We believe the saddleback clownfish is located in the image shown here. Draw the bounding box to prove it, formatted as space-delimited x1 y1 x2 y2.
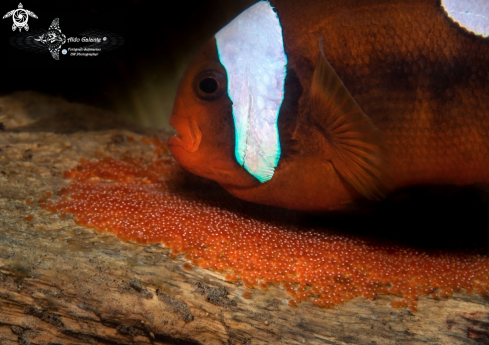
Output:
168 0 489 211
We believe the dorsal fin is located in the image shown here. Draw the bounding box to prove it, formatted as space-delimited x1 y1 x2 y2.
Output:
309 37 390 200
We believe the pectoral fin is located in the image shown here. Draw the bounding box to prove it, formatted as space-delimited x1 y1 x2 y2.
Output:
310 37 390 200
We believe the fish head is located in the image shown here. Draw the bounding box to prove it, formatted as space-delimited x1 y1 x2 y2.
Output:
168 38 259 188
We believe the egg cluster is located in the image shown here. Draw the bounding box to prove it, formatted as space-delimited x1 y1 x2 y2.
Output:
45 138 489 311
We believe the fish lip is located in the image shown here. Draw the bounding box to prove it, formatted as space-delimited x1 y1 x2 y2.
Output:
168 134 184 148
168 114 201 153
168 116 183 147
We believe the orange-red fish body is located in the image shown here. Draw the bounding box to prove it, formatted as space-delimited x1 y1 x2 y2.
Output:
169 0 489 211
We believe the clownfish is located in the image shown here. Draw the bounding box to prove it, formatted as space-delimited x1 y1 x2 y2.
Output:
168 0 489 211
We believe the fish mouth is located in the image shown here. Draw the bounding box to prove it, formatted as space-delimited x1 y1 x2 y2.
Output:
168 115 202 153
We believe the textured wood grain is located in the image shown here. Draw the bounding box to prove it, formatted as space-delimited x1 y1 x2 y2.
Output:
0 92 488 345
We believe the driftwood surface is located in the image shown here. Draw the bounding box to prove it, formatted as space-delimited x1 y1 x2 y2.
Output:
0 92 489 345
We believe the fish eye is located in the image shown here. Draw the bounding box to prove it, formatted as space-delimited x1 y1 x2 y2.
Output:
199 78 218 94
193 70 226 101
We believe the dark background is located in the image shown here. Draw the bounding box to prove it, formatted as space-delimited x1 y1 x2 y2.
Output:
0 0 256 129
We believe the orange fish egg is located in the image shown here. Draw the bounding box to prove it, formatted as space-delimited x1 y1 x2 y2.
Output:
225 274 238 282
48 138 489 312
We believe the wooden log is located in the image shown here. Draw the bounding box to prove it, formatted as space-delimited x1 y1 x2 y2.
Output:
0 92 488 345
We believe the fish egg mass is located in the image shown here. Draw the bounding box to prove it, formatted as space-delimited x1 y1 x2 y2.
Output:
45 138 489 312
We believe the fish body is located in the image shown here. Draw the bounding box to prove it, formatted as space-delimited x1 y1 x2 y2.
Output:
169 0 489 211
